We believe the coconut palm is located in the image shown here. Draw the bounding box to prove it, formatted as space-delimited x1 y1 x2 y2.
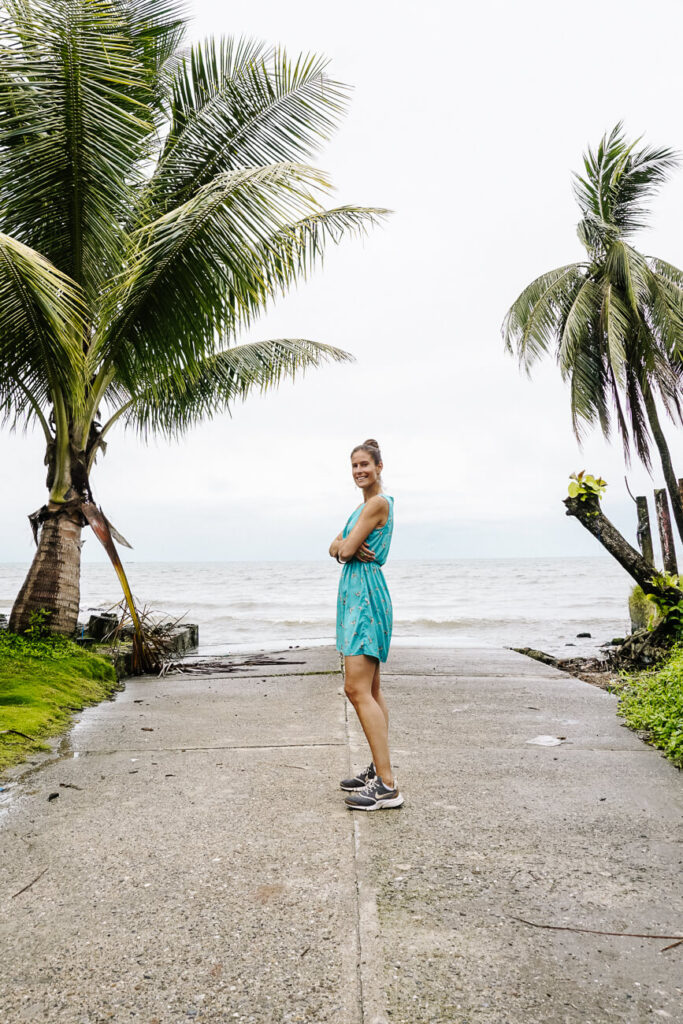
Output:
503 124 683 541
0 0 384 635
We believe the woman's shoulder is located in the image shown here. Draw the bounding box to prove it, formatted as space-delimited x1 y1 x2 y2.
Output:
364 493 392 512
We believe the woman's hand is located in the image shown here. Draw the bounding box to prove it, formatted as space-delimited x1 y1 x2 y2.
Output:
355 542 376 562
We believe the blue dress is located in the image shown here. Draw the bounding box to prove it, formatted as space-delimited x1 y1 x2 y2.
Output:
336 495 394 662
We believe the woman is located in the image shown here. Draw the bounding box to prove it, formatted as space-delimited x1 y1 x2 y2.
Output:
329 439 403 811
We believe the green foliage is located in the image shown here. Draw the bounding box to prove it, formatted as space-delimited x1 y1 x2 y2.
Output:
618 646 683 768
629 585 661 631
567 470 607 500
0 629 77 659
24 608 54 640
645 571 683 627
0 631 117 773
503 124 683 469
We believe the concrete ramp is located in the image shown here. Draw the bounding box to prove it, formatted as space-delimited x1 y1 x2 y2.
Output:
1 646 681 1023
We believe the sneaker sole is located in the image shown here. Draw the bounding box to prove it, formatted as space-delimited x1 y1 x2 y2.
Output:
345 794 405 811
340 782 366 791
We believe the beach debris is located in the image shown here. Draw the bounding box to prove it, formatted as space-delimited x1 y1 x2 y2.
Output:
511 915 683 952
141 727 154 732
11 866 48 899
0 728 35 741
526 735 566 746
59 782 82 790
47 792 59 801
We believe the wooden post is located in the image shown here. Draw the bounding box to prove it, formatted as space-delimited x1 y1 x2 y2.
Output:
636 496 654 566
655 488 678 574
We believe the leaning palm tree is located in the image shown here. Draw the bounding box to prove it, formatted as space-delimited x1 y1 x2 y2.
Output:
503 124 683 540
0 0 384 636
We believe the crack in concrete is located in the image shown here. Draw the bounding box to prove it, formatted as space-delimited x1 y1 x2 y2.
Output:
344 698 365 1024
344 696 389 1024
69 741 347 756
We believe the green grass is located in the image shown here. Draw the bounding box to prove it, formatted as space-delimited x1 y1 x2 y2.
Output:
617 645 683 769
0 632 119 774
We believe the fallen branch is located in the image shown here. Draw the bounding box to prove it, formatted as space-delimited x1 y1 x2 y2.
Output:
511 915 683 952
0 729 35 741
564 494 679 602
11 866 48 898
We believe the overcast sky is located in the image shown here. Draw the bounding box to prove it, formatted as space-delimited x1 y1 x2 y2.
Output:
4 0 683 563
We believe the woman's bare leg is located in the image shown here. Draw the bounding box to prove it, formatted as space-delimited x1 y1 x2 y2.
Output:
371 661 389 731
344 654 393 785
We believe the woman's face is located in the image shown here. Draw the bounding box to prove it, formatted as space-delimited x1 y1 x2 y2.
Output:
351 450 381 489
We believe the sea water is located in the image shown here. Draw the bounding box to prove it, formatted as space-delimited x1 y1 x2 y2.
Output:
0 557 633 657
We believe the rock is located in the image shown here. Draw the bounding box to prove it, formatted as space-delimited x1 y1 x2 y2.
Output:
87 612 119 641
576 632 592 638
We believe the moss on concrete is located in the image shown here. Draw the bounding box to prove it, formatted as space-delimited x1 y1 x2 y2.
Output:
0 632 119 774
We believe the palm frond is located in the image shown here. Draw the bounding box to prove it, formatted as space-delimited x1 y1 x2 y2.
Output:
624 364 652 469
0 231 85 414
97 162 385 385
144 38 349 218
646 271 683 357
0 0 158 300
600 282 630 383
104 338 352 438
604 240 651 314
558 278 604 415
502 264 586 369
573 123 678 236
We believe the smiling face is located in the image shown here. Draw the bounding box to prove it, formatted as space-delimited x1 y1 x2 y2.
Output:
351 449 382 490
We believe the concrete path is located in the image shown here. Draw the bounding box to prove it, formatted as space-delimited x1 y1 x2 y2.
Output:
0 646 681 1024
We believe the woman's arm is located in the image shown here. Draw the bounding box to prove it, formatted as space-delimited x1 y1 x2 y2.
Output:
337 496 388 562
329 532 343 558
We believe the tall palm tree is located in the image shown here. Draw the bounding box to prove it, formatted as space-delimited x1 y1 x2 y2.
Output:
503 124 683 540
0 0 384 635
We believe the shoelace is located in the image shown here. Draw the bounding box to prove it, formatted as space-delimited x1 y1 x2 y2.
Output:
361 775 385 797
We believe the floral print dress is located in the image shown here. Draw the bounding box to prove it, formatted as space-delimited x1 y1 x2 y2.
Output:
336 495 394 662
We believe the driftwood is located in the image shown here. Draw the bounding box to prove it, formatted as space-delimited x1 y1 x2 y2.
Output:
564 493 683 662
564 494 680 603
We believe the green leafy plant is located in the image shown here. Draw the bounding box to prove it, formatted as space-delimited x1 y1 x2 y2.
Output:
0 629 74 661
618 645 683 767
646 571 683 628
567 471 607 501
24 608 54 640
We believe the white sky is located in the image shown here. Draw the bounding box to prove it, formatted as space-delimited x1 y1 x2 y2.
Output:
4 0 683 562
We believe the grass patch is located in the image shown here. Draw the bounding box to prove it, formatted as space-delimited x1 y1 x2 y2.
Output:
0 632 119 775
617 645 683 768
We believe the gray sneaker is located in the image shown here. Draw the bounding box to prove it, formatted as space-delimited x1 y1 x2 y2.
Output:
340 762 375 792
344 775 404 811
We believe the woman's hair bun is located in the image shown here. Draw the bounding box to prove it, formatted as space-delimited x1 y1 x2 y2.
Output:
364 438 380 448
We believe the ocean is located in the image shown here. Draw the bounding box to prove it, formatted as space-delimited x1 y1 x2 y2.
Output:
0 557 634 658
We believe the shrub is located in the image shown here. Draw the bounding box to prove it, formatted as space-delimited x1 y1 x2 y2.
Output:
618 646 683 768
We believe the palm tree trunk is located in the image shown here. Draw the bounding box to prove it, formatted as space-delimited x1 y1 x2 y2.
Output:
9 505 83 635
642 388 683 546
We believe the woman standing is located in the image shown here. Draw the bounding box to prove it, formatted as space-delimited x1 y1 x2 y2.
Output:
329 440 403 810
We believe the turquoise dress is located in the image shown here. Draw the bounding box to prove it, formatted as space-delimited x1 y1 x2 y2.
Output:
336 495 394 662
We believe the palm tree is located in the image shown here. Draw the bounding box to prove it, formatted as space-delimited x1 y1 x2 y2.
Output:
0 0 384 636
503 124 683 541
